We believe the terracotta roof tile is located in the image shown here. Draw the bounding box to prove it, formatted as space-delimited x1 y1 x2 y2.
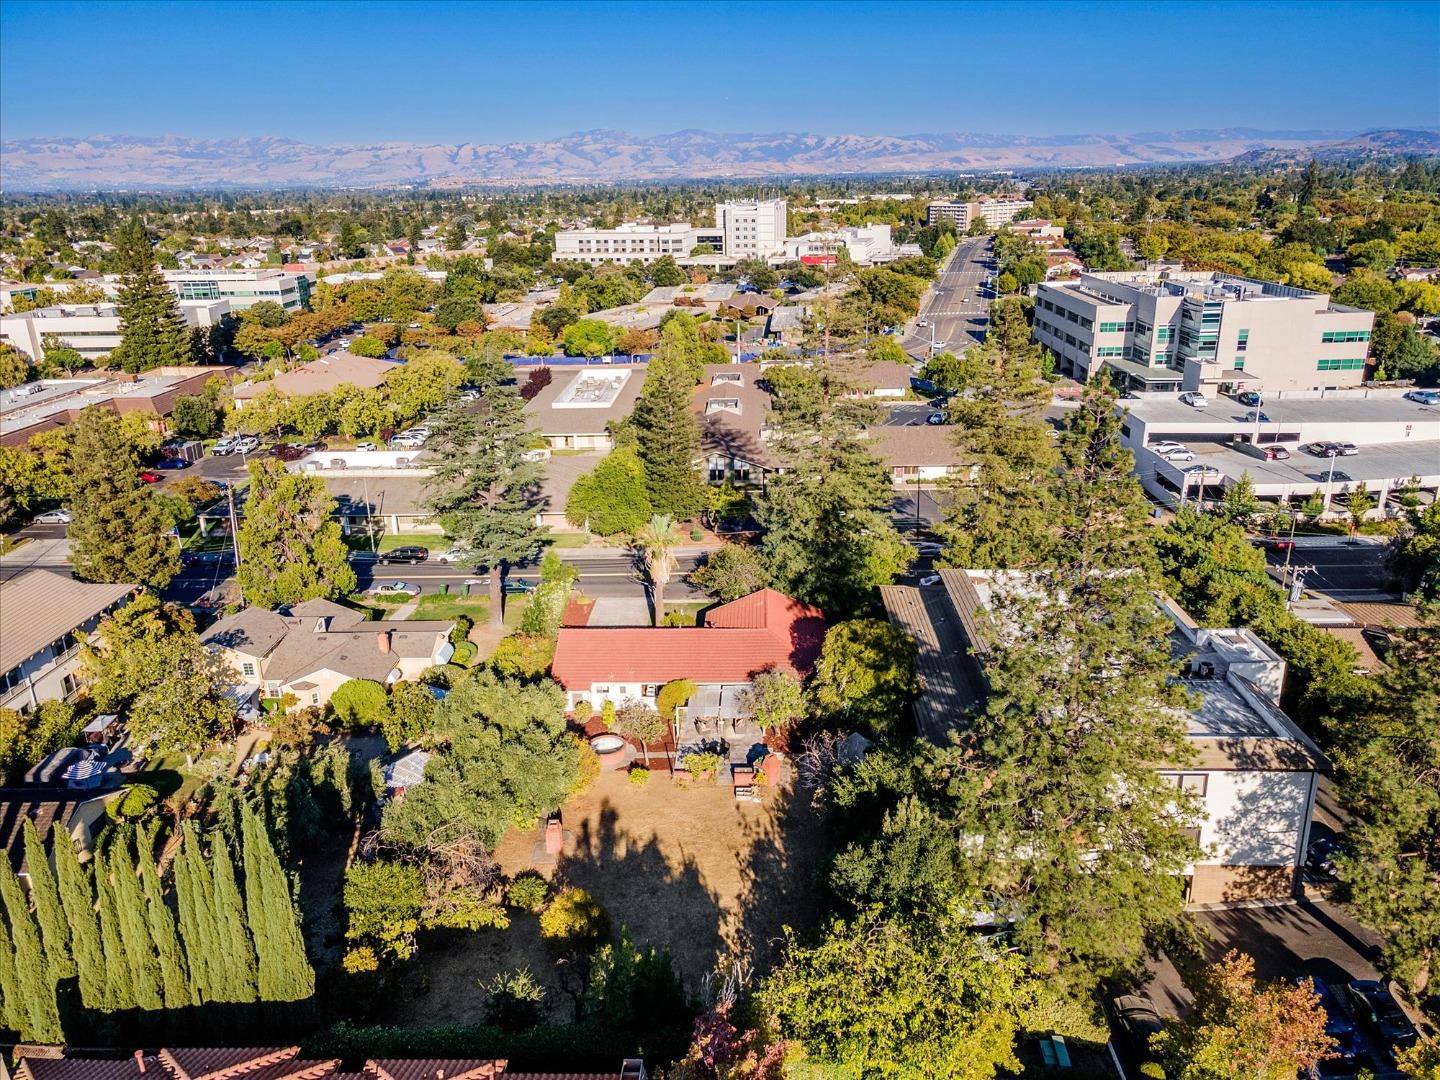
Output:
364 1063 504 1080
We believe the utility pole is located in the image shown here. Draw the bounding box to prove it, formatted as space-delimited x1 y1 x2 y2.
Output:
226 485 242 567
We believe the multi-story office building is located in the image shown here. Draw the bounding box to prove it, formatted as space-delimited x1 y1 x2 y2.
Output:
713 198 787 258
0 299 230 363
552 222 724 265
551 199 787 266
1032 271 1375 394
161 269 312 311
926 195 1034 230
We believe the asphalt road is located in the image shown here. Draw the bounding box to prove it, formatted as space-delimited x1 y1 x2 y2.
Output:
1259 536 1394 597
902 234 994 360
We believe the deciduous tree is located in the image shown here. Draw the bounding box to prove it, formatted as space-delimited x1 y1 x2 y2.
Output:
566 446 652 536
236 457 356 608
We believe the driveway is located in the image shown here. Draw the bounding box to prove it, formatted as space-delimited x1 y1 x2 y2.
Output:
1141 901 1408 1078
587 595 652 626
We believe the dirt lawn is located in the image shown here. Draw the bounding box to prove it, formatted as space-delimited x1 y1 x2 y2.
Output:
382 769 825 1025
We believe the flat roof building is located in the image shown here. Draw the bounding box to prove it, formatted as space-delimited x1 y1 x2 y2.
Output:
1034 271 1376 395
161 268 313 311
926 196 1034 230
1 299 229 363
551 199 787 266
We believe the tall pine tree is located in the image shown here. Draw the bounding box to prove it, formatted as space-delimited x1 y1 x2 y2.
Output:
632 365 706 523
53 822 105 1009
210 836 259 1003
22 819 74 982
423 383 545 628
0 851 64 1042
110 217 193 374
106 832 164 1011
93 848 136 1011
241 807 314 1003
134 831 194 1008
67 408 179 587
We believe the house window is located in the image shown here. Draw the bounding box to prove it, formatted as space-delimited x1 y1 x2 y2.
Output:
242 662 256 677
594 685 610 696
705 398 742 415
311 693 320 705
642 684 659 698
1161 772 1209 797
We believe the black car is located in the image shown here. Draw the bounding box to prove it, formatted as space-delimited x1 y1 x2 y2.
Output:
378 546 430 565
1346 980 1418 1060
182 549 234 567
1237 391 1263 407
1110 994 1163 1060
1305 835 1342 880
1297 977 1363 1064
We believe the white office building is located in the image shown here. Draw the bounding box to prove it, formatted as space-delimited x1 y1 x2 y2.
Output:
782 224 922 266
160 269 313 311
0 299 230 363
926 196 1034 230
1033 271 1376 394
552 199 787 266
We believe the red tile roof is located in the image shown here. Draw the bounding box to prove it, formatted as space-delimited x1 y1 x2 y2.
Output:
550 589 825 688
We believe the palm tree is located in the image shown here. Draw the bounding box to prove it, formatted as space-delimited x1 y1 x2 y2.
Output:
633 514 682 626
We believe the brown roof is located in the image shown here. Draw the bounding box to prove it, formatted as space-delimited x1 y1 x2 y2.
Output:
693 364 776 470
0 570 135 674
524 364 647 436
880 573 990 745
1336 600 1426 629
364 1063 505 1080
16 1056 152 1080
233 353 401 400
861 424 966 468
0 792 99 874
160 1048 302 1080
853 361 912 393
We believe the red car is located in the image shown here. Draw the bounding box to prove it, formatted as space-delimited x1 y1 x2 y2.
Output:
138 470 163 484
1262 538 1296 553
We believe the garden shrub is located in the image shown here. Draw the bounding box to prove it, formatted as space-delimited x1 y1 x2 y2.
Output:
506 872 551 912
690 528 704 541
539 887 611 951
601 700 616 728
484 968 547 1030
330 678 389 728
684 751 721 783
116 783 159 819
450 640 478 666
490 633 555 679
661 610 695 627
655 679 696 720
571 737 600 795
627 765 650 786
572 698 594 723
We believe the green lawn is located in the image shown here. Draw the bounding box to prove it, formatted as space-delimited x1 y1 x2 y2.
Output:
131 749 230 809
0 535 31 557
412 593 490 622
543 532 593 549
374 534 453 552
661 600 711 627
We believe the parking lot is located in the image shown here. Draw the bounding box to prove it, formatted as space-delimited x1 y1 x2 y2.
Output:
1133 901 1413 1079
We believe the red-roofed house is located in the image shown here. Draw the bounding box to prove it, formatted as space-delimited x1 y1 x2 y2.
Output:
550 589 825 719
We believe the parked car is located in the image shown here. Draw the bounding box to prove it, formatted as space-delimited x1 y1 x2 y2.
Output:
211 437 239 456
926 412 946 425
1179 391 1209 408
1298 977 1363 1064
1237 391 1264 407
911 541 944 557
1308 441 1342 457
233 436 260 454
365 580 421 597
1346 980 1418 1060
138 470 163 484
31 509 72 525
378 546 430 565
433 547 471 564
390 434 426 449
355 441 378 452
182 549 234 567
270 444 308 462
502 578 537 594
932 339 948 350
1305 835 1342 880
918 574 941 586
1162 449 1196 462
1244 410 1273 423
1260 537 1297 553
1150 441 1187 455
154 456 191 471
1336 442 1358 456
1110 994 1163 1060
1403 389 1440 405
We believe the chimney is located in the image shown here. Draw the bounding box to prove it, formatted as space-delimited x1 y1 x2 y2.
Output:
135 1050 146 1073
377 630 391 654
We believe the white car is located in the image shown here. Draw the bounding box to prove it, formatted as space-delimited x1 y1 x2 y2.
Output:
365 580 420 597
1150 441 1187 455
1179 392 1209 408
917 318 929 328
211 436 239 456
355 441 378 452
32 509 73 525
932 340 948 350
234 435 261 454
433 547 471 564
1162 450 1196 462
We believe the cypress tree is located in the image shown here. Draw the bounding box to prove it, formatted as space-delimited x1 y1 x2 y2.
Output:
0 910 21 1032
134 834 193 1008
110 216 193 374
22 819 74 980
107 832 164 1011
632 367 706 522
173 822 220 1002
241 807 314 1003
93 848 136 1011
53 823 106 1009
0 853 64 1042
210 835 258 1003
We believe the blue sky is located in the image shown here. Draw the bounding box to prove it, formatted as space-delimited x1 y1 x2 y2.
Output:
2 0 1437 143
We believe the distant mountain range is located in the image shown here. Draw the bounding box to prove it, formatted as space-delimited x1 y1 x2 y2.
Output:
2 127 1436 190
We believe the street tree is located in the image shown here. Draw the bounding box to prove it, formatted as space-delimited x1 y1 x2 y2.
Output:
565 446 652 536
236 457 356 608
424 383 545 627
689 542 768 602
110 217 193 373
67 408 179 587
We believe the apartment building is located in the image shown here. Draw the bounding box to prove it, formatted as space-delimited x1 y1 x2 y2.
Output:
1033 271 1376 394
551 199 786 266
880 569 1328 906
782 223 923 266
0 299 229 363
161 268 313 311
926 195 1034 230
0 570 134 714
